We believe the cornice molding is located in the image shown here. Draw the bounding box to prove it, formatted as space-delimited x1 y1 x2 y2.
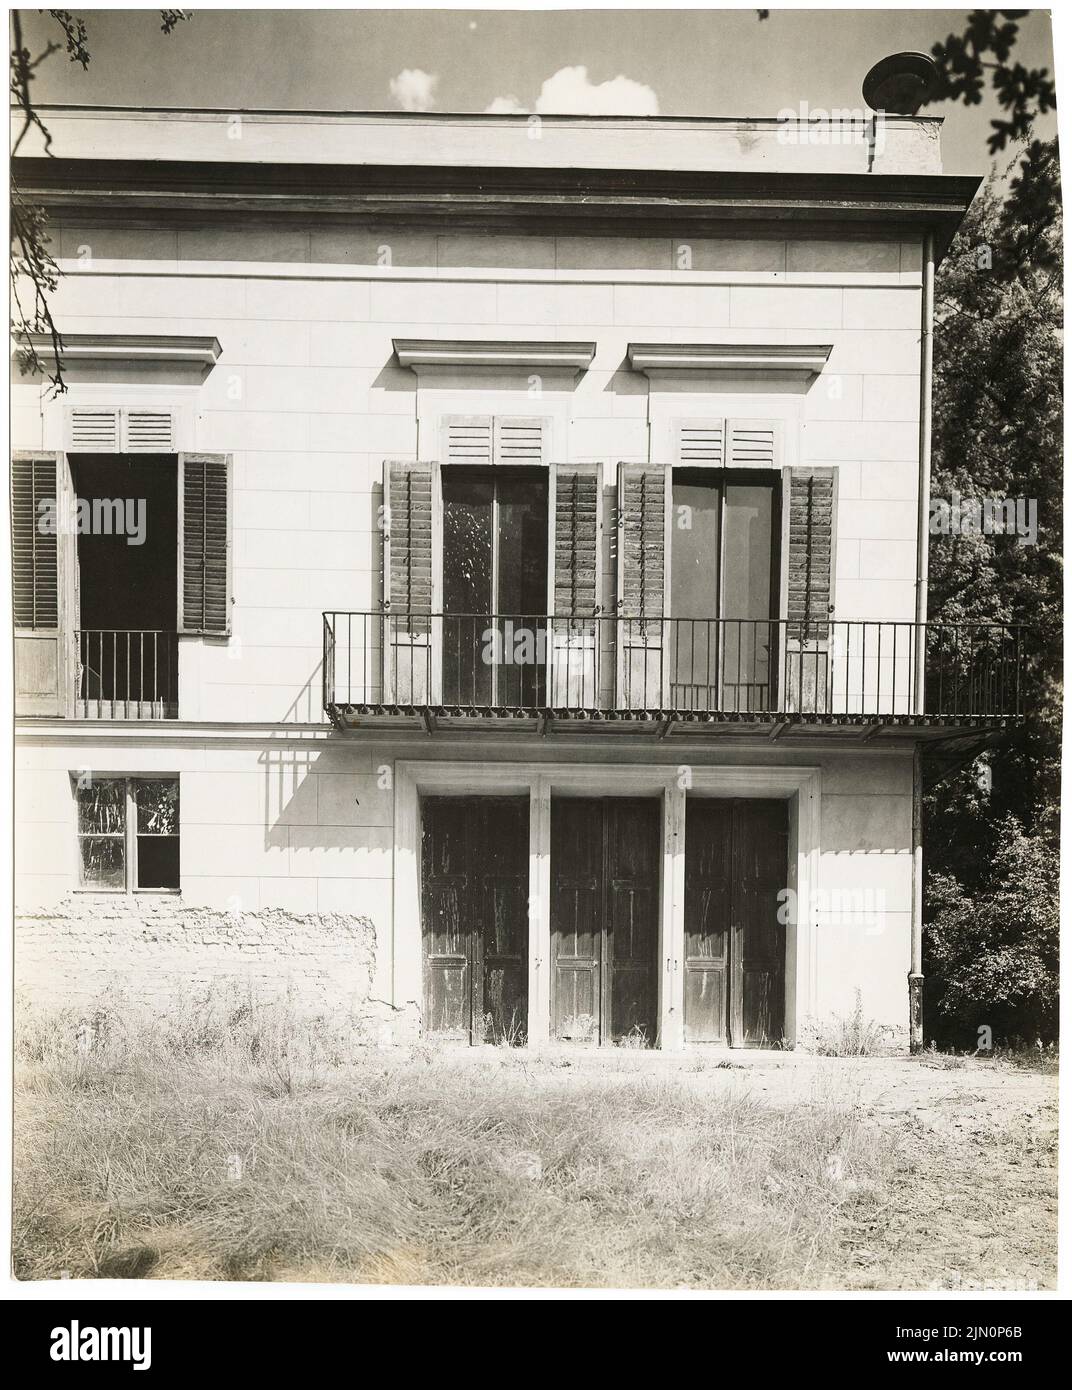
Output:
22 332 222 368
12 157 981 257
394 338 596 373
627 342 833 378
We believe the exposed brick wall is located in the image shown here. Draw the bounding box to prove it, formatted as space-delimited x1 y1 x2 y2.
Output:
15 897 416 1041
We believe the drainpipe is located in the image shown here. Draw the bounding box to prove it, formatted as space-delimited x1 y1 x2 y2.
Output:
913 228 936 711
909 228 935 1054
910 743 924 1052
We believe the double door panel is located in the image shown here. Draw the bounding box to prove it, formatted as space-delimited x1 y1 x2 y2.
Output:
421 796 529 1043
550 797 660 1046
684 798 788 1046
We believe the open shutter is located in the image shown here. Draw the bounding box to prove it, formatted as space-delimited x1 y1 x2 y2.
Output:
616 463 670 709
727 419 782 470
12 453 63 714
383 459 435 703
784 465 836 713
179 453 231 636
551 461 602 707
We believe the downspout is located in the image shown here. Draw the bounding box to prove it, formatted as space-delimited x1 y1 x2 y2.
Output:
910 228 936 1054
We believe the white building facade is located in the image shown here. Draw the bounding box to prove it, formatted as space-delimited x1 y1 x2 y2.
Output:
12 106 1015 1050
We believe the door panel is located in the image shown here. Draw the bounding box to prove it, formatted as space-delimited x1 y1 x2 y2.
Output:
605 799 660 1045
421 796 529 1043
683 799 734 1043
421 805 471 1039
550 798 601 1042
684 798 788 1047
733 800 789 1047
550 797 659 1045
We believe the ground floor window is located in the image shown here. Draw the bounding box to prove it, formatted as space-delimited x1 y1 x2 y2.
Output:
76 775 180 891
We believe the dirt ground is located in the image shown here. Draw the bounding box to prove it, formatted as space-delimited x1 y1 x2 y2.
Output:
443 1047 1059 1291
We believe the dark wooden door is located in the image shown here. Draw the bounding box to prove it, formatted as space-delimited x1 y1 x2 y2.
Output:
421 796 528 1043
683 799 734 1043
550 797 660 1046
684 799 788 1047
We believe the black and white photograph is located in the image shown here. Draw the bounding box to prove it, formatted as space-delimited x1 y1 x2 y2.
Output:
4 1 1065 1323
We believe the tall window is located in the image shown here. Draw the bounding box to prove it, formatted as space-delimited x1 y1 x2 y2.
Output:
670 472 779 711
77 776 180 890
442 469 548 705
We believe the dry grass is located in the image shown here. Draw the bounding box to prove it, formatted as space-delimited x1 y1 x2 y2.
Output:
13 999 1057 1290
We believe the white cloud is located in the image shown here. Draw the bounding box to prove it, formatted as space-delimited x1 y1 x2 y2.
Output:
485 65 659 118
484 94 529 115
389 68 438 113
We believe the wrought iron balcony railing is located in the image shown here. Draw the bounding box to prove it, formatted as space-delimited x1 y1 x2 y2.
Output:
323 612 1023 723
76 629 179 719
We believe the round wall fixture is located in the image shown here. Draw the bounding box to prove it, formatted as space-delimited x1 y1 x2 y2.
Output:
862 52 939 115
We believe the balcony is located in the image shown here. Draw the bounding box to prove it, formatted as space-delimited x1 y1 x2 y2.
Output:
322 612 1023 744
76 630 179 720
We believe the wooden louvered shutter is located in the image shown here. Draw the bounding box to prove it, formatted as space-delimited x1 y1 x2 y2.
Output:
12 455 59 629
784 465 837 713
124 409 174 453
68 407 120 452
383 459 435 703
616 463 670 709
727 419 781 470
442 417 493 466
673 419 725 467
12 453 64 715
67 406 175 453
551 461 602 707
179 453 231 635
494 417 549 465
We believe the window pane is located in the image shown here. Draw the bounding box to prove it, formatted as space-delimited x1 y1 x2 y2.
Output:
77 778 125 835
135 778 179 835
671 477 721 709
496 474 548 616
722 484 775 710
443 475 493 614
80 835 125 888
136 835 179 889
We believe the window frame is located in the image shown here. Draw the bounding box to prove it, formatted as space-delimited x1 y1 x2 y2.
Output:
74 774 180 895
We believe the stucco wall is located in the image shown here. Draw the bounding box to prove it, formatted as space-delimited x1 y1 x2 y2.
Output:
11 225 922 726
15 738 914 1046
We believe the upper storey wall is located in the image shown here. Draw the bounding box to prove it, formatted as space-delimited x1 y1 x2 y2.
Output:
13 106 944 177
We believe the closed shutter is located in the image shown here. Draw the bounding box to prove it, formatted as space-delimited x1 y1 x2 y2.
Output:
673 419 725 467
784 465 836 713
124 409 174 452
179 453 231 635
11 455 59 629
67 407 175 453
616 463 669 708
727 419 781 470
68 407 120 452
494 417 549 465
383 459 435 702
551 461 602 708
441 415 549 466
442 416 493 466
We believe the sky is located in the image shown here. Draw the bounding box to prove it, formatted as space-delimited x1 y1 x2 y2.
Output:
17 6 1058 179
